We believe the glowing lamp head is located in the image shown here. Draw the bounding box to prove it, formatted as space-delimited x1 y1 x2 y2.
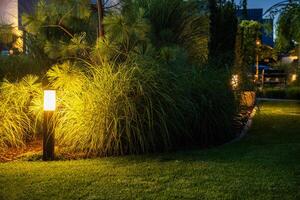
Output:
44 90 56 111
256 40 261 46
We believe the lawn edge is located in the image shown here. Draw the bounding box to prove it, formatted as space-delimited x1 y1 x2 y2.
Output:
225 106 258 145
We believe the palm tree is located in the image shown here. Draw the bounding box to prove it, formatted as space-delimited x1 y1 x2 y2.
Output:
96 0 121 38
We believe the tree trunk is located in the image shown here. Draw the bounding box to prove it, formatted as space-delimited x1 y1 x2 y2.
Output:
208 0 218 64
97 0 105 38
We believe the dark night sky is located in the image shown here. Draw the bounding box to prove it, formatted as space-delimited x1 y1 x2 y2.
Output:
247 0 284 12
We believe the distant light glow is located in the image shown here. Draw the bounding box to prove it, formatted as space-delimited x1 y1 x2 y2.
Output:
231 74 239 89
291 74 297 82
44 90 56 111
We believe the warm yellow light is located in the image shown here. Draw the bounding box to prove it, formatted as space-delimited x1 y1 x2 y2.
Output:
231 74 239 89
44 90 56 111
291 74 297 82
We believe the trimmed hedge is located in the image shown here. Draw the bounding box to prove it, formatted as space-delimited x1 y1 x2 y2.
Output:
258 87 300 100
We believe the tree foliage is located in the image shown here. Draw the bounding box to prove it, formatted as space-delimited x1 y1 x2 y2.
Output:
240 0 248 19
234 20 261 90
239 20 261 66
22 0 97 60
208 0 238 68
276 3 300 53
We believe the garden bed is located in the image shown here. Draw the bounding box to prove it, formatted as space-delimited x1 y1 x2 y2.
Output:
0 103 256 163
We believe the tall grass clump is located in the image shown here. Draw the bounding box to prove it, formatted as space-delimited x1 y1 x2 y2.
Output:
0 76 42 150
48 61 186 155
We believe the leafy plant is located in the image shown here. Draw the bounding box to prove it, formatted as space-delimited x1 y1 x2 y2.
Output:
0 55 48 81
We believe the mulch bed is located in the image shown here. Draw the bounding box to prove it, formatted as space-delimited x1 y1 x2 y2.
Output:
0 140 91 162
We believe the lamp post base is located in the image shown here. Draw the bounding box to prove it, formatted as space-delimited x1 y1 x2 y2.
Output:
43 111 55 161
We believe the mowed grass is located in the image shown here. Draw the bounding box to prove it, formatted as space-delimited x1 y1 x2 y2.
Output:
0 102 300 200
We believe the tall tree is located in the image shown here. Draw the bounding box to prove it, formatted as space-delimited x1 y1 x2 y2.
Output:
96 0 105 38
241 0 248 19
208 0 218 63
208 0 238 67
96 0 121 39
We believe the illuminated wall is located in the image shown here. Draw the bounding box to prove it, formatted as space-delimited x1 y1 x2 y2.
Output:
0 0 18 27
0 0 23 51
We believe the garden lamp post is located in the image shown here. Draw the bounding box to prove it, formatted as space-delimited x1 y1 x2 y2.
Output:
43 90 56 161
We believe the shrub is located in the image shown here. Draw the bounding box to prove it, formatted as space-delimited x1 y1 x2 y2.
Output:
258 87 300 100
286 87 300 99
43 60 237 156
0 55 48 81
185 69 237 146
46 61 183 155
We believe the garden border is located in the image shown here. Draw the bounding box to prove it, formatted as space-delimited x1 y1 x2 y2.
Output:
225 106 258 145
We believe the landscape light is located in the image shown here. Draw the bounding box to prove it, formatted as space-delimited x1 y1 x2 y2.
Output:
231 74 239 89
44 90 56 111
43 90 56 161
291 74 297 82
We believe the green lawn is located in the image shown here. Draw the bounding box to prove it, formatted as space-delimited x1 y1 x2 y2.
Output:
1 102 300 200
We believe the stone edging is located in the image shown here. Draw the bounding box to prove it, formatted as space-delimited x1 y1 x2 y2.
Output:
225 106 258 145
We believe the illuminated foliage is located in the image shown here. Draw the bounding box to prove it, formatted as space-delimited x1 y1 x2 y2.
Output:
0 76 42 150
